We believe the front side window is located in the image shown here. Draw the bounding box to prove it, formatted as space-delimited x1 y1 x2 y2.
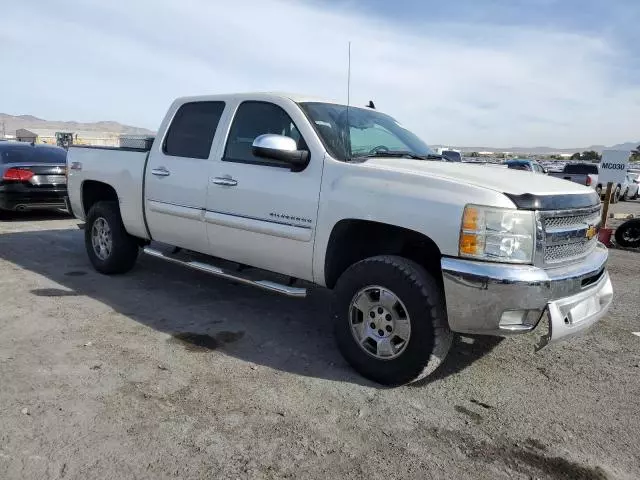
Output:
299 102 436 162
224 101 307 165
163 101 225 159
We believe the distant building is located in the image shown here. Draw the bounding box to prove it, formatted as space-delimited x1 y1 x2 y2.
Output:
12 128 121 147
16 128 38 143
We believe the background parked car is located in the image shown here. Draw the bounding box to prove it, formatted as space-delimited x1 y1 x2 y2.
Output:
548 162 599 191
621 172 639 201
0 142 68 212
504 159 547 173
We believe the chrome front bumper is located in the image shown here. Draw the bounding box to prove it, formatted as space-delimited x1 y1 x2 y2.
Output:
441 243 612 344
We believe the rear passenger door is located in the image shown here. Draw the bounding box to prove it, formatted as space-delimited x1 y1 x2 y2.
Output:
206 99 323 281
144 101 226 254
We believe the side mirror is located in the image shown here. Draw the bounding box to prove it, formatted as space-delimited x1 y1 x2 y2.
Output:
252 134 309 170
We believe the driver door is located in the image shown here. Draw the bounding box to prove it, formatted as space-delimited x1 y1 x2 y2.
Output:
206 99 324 281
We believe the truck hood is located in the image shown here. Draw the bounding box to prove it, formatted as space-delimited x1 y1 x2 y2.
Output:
363 158 593 196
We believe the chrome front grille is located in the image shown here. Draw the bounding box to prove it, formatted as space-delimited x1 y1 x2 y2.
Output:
544 241 596 263
544 212 599 231
539 205 601 265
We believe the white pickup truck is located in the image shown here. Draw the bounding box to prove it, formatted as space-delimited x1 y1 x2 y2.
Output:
66 93 612 385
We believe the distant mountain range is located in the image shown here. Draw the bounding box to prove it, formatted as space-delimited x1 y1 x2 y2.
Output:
0 112 636 153
0 113 155 136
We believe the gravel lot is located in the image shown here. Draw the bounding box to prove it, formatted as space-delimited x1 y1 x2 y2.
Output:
1 200 639 480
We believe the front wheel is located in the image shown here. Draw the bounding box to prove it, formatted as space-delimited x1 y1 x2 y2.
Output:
85 201 139 274
333 256 452 385
614 219 640 248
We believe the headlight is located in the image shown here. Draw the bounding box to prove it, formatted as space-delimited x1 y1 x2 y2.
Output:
459 205 535 263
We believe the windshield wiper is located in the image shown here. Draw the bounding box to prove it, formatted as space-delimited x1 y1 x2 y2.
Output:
352 151 443 160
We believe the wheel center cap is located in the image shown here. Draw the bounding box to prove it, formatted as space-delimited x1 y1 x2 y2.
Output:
369 307 393 337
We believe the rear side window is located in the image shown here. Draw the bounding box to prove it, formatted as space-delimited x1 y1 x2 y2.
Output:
163 101 225 159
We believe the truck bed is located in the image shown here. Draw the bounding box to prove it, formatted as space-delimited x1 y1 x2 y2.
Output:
66 145 151 240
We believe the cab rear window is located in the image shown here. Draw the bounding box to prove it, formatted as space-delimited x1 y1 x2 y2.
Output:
163 101 226 159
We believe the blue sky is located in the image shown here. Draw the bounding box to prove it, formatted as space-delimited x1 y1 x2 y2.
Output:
2 0 638 147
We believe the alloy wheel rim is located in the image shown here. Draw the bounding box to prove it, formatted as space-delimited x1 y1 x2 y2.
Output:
622 227 640 242
91 217 112 260
349 286 411 360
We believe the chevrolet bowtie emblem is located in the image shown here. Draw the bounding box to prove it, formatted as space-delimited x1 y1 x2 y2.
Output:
585 225 597 240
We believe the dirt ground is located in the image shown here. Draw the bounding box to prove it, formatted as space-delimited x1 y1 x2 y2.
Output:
1 200 639 480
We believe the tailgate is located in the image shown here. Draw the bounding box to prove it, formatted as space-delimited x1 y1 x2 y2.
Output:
551 173 587 184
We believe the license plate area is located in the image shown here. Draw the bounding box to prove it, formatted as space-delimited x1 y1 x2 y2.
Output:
536 272 613 349
30 175 67 186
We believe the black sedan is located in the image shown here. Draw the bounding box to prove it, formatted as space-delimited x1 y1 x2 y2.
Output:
0 142 68 212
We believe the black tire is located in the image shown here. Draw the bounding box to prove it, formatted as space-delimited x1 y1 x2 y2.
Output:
85 201 139 274
333 255 452 386
621 188 629 202
611 186 621 204
614 219 640 248
595 185 602 197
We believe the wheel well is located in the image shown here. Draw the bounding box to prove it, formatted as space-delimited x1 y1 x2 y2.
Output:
324 219 443 289
82 181 119 216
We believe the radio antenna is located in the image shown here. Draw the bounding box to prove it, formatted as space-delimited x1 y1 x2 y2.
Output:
346 41 352 160
347 41 351 108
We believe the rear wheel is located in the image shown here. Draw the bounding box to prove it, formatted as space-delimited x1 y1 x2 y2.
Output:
611 185 621 204
621 188 630 202
333 255 452 386
614 219 640 248
85 201 139 274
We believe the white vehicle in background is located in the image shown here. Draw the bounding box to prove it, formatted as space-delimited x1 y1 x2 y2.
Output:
65 92 612 386
621 172 639 201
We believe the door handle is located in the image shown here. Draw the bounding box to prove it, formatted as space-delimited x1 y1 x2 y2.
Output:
151 167 171 177
212 176 238 187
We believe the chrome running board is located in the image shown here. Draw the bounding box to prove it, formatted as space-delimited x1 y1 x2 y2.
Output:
142 247 307 298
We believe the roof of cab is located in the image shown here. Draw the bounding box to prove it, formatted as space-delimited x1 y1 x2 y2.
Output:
172 92 345 106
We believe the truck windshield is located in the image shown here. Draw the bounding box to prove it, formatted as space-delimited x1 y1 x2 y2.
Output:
299 102 437 162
